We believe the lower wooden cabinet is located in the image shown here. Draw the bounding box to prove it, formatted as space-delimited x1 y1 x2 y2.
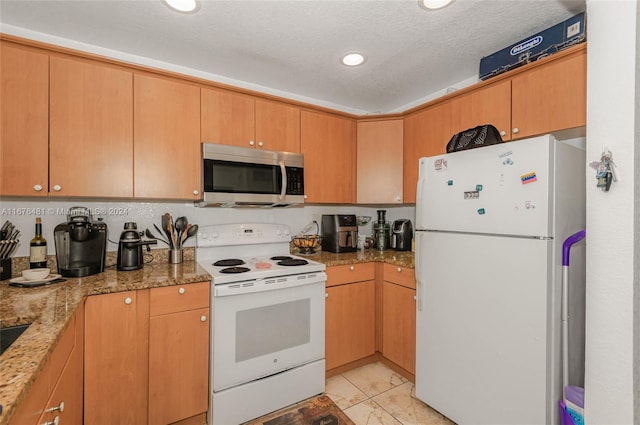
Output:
10 305 83 425
84 283 210 425
148 284 210 425
381 264 416 375
84 290 149 425
325 263 376 371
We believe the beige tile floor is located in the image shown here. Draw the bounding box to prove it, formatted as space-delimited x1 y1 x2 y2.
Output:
325 362 456 425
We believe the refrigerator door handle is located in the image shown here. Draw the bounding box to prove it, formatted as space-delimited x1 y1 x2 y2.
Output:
416 278 424 311
415 231 424 311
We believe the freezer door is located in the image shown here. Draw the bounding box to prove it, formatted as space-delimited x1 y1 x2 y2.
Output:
415 231 558 425
416 135 554 237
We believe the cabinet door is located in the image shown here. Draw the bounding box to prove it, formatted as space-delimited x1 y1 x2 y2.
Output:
0 43 49 197
38 341 83 425
255 99 300 152
301 110 356 203
149 307 209 425
511 49 586 139
450 79 512 141
325 280 375 371
357 120 404 204
85 291 149 425
403 102 451 203
49 56 133 197
134 74 201 199
201 87 255 148
382 281 416 375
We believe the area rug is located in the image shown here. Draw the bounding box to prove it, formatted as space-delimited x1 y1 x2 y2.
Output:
243 394 355 425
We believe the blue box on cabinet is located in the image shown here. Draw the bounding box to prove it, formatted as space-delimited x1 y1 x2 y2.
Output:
479 12 586 80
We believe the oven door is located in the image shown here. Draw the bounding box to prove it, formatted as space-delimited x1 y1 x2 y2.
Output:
211 274 325 392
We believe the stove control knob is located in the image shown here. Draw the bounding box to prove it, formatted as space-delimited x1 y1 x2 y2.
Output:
276 228 282 236
283 228 290 236
200 233 208 240
211 231 219 239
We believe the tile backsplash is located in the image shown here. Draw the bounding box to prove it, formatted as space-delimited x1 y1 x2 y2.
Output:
0 199 415 258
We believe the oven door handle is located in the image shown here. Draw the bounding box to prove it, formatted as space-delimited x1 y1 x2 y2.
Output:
279 161 287 200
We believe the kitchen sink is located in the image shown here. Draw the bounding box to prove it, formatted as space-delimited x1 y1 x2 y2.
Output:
1 323 31 355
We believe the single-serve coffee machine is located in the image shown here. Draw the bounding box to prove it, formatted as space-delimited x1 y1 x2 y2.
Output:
54 206 107 277
321 215 358 253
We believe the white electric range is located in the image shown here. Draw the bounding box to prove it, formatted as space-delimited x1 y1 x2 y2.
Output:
197 223 326 425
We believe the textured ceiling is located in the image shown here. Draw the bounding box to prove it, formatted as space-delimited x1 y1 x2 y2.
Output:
0 0 586 114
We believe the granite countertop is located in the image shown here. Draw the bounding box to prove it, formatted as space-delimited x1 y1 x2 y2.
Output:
0 259 210 425
0 248 413 425
310 249 415 268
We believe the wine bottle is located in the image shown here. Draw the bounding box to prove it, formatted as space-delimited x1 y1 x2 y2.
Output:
29 217 47 269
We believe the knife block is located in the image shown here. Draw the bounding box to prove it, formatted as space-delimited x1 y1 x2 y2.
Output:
0 258 11 281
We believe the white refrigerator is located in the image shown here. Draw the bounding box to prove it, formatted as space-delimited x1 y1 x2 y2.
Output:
414 134 586 425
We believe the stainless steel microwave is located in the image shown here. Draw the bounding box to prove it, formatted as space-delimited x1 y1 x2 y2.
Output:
196 143 305 208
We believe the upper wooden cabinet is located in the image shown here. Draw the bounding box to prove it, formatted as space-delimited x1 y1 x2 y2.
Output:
450 79 512 140
357 119 403 204
201 87 300 152
403 102 452 204
134 74 201 199
49 56 133 197
511 47 586 139
0 43 49 197
300 110 356 203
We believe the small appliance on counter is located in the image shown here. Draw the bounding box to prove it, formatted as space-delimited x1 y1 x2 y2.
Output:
321 215 358 253
373 210 391 250
54 206 107 277
391 219 413 251
117 222 157 271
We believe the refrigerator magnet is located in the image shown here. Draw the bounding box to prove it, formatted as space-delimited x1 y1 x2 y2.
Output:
477 208 486 215
520 171 538 184
434 158 448 171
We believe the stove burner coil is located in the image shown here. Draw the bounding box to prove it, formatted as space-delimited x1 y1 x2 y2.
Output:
214 259 245 267
277 258 309 266
270 256 293 261
219 266 251 274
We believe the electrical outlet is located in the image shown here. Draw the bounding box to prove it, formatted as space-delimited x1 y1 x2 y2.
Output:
310 214 321 224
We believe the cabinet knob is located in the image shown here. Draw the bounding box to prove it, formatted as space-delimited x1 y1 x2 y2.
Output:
414 295 417 301
257 141 264 147
499 130 506 137
325 293 329 298
42 417 59 425
249 140 255 146
124 297 133 305
200 315 207 322
52 184 62 192
395 196 402 202
349 266 355 271
397 267 402 273
33 184 43 192
46 401 64 413
178 287 186 295
193 189 199 196
512 127 520 134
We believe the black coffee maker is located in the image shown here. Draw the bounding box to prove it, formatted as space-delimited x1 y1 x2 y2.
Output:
54 206 108 277
117 222 157 271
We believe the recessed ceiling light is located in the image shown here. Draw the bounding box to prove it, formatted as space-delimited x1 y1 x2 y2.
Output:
162 0 200 13
420 0 454 10
341 53 367 67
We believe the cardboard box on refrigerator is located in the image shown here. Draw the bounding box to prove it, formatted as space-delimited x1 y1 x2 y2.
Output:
479 13 586 81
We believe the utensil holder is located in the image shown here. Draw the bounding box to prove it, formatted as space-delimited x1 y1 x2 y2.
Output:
1 258 11 281
168 249 183 264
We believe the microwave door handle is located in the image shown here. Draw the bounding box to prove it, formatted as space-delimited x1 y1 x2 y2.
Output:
279 161 287 200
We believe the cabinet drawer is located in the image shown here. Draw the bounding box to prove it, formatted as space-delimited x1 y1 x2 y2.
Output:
326 263 375 287
383 263 415 289
150 282 210 316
